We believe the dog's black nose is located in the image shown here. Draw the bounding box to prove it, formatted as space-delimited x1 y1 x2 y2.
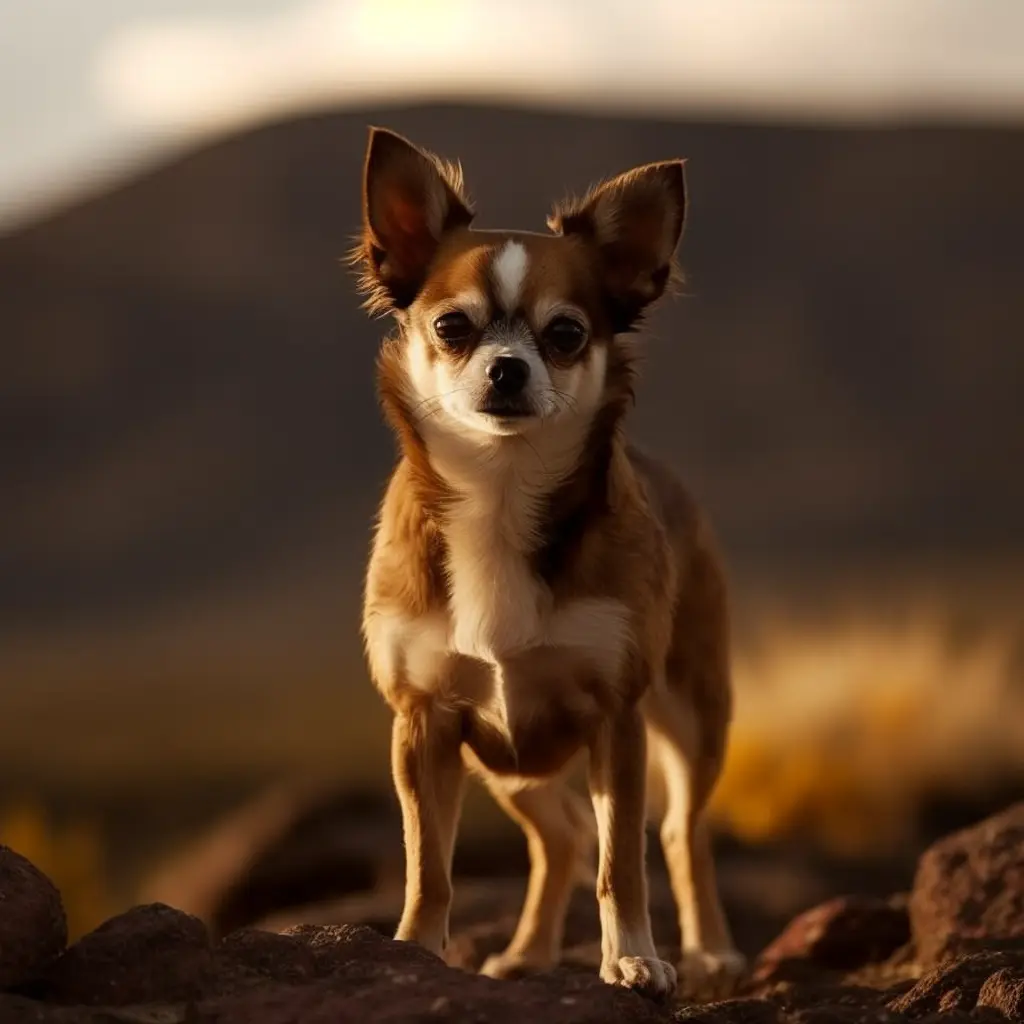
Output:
487 356 530 396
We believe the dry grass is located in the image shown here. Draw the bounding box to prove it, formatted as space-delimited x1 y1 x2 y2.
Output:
3 568 1023 935
711 607 1024 854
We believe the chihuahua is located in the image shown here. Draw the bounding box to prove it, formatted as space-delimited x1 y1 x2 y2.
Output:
354 127 745 1000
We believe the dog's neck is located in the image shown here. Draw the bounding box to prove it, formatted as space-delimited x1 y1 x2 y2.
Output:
377 334 634 596
430 427 587 539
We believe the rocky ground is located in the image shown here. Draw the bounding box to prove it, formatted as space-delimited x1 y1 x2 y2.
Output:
2 803 1023 1023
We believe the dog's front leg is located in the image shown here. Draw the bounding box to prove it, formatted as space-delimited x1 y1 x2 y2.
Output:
391 707 465 957
589 707 677 998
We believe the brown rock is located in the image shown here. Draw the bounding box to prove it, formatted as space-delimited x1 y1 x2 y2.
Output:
0 992 189 1022
754 897 911 985
783 1009 903 1024
197 923 674 1024
13 924 328 1019
44 903 210 1006
977 964 1024 1020
887 949 1024 1018
767 983 898 1015
674 995 907 1024
199 928 318 997
0 846 67 990
909 802 1024 965
282 923 442 976
674 998 783 1024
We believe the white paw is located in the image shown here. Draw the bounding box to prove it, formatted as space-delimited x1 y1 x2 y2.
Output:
601 955 677 998
678 949 747 1002
479 950 555 980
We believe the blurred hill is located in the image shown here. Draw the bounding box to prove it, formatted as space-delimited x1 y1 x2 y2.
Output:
1 103 1022 798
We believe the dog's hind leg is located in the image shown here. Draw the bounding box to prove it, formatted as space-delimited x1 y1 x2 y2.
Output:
646 695 745 1000
476 773 595 979
641 529 747 1000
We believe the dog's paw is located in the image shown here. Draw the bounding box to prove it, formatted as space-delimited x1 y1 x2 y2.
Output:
677 949 747 1002
601 955 677 999
393 921 447 959
479 950 555 980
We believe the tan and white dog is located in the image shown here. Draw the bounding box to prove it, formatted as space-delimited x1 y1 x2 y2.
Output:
354 127 745 1000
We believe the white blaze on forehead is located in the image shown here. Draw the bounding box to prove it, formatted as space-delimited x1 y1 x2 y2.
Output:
492 240 529 313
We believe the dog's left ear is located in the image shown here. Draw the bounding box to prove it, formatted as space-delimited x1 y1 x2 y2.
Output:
353 127 474 314
548 160 686 331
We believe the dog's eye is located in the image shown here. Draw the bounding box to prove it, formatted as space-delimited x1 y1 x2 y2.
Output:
433 311 476 346
543 316 587 356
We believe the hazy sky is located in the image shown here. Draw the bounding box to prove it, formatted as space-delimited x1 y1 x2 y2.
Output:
2 0 1023 230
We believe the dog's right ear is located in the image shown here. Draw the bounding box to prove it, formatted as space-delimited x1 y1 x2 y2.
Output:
352 127 474 314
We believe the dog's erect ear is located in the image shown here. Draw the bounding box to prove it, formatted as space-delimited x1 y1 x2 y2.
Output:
353 127 474 314
548 160 686 332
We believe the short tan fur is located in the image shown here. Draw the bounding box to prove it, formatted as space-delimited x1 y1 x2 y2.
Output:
353 127 746 1000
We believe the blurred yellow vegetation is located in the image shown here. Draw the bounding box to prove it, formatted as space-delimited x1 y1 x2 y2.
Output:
709 613 1024 855
0 800 112 939
3 606 1021 939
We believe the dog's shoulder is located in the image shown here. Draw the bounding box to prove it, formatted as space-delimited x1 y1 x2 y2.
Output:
366 458 448 617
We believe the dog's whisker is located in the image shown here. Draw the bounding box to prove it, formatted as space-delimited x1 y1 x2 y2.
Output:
411 386 476 423
551 388 580 413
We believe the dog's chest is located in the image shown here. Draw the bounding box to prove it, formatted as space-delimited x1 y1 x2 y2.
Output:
440 494 630 670
368 457 632 766
374 568 632 760
380 595 632 697
431 456 545 654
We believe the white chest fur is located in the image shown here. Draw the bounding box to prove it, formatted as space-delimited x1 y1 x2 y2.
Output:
444 488 546 663
366 489 633 742
369 595 632 706
429 418 590 664
369 393 633 732
441 497 633 680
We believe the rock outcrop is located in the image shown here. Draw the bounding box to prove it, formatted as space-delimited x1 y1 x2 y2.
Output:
0 845 67 990
2 804 1023 1023
909 802 1024 965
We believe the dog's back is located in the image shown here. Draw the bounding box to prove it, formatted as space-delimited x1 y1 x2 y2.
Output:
629 444 734 788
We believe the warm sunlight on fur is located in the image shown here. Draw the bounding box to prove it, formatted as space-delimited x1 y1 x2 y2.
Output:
355 127 742 998
709 612 1024 855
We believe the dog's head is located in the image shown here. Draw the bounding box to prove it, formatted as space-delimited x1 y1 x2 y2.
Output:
353 127 686 449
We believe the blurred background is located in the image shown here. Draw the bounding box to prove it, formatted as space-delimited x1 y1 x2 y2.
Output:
1 0 1023 952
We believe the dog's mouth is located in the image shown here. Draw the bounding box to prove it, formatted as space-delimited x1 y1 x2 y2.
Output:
477 397 536 420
